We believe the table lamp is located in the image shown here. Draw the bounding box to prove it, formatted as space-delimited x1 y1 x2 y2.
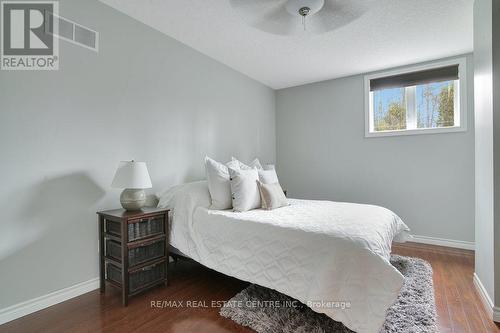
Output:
111 160 152 210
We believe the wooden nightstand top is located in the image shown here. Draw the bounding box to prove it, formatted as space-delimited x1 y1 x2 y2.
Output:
97 207 169 220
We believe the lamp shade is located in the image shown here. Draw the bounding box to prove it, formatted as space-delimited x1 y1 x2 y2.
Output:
111 161 152 189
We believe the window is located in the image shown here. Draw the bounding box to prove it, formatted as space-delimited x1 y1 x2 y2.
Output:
364 58 467 137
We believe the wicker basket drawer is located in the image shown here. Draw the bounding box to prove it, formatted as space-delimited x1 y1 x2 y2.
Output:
105 215 164 241
105 219 122 236
128 216 164 241
106 261 166 293
106 239 166 267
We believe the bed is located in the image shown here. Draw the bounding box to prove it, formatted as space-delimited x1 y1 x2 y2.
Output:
158 181 410 333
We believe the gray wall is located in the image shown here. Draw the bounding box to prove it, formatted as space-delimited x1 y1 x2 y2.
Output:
473 0 495 304
0 0 275 309
493 0 500 307
276 55 475 243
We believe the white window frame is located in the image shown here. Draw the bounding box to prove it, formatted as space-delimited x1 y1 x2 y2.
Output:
364 57 467 138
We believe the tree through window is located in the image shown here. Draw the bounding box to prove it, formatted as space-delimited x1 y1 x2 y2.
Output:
365 59 466 137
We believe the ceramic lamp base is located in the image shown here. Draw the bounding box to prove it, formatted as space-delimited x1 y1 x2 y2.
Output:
120 188 146 211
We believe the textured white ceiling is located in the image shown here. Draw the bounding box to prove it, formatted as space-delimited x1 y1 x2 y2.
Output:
99 0 473 89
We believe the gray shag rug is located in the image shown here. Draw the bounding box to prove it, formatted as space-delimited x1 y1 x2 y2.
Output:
220 255 436 333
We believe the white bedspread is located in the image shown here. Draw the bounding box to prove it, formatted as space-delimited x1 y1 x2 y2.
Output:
160 181 410 333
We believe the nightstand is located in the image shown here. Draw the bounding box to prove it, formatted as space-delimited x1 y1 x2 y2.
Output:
97 207 169 306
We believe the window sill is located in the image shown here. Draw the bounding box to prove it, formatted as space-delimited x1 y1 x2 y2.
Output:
365 126 467 138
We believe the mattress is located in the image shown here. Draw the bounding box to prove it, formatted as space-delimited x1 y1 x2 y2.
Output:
159 181 410 333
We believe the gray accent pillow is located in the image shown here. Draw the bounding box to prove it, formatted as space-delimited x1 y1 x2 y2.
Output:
257 181 288 210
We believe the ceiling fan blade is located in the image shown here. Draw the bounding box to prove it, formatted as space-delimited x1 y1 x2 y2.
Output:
314 0 373 33
231 0 282 7
231 0 299 35
253 6 300 35
230 0 286 22
323 0 374 14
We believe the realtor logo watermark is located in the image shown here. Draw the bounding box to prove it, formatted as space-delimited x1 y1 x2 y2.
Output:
1 1 59 70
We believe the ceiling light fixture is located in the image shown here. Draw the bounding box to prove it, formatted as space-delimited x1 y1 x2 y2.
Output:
230 0 371 36
298 7 310 30
285 0 324 31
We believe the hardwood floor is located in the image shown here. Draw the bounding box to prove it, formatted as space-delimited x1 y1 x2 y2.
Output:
393 243 499 333
1 242 499 333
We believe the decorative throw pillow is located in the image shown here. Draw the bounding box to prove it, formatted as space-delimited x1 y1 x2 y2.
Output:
231 157 263 170
231 157 275 171
258 168 279 184
257 181 288 210
205 156 239 209
248 158 264 170
228 167 261 212
231 157 279 184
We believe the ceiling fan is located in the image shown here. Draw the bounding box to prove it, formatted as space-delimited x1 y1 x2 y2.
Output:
230 0 372 35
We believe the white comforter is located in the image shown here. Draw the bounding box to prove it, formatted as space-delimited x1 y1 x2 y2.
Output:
159 181 410 333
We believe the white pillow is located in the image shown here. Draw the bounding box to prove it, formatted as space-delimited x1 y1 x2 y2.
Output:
258 168 279 184
205 156 239 209
228 167 261 212
231 157 278 183
231 157 271 170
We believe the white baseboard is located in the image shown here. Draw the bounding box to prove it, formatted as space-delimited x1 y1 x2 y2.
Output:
473 273 500 322
472 274 500 323
409 234 475 250
473 272 497 321
0 277 99 325
495 307 500 323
